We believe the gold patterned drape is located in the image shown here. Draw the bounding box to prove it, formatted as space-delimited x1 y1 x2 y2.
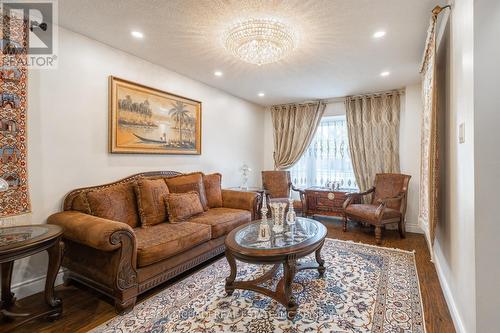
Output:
271 102 326 170
419 6 448 248
345 92 401 200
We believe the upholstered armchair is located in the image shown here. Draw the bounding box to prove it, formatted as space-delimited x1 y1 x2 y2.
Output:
261 171 305 215
343 173 411 244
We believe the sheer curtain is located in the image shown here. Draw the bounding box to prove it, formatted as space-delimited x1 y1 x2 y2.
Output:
289 116 357 190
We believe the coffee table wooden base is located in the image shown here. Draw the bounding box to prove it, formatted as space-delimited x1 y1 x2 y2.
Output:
224 242 325 320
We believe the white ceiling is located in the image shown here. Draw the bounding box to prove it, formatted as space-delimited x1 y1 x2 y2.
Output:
58 0 437 106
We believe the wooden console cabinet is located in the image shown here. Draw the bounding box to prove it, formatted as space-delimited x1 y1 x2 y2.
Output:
305 188 357 217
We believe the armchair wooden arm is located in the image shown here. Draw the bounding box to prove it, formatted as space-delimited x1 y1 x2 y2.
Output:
375 192 406 220
376 192 406 205
290 183 305 195
343 187 375 209
290 183 306 212
346 187 375 198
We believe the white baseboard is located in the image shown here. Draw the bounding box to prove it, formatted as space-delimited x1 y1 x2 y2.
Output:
433 249 466 333
11 269 65 300
406 223 423 234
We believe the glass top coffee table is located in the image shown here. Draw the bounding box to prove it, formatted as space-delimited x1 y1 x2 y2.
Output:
224 217 327 319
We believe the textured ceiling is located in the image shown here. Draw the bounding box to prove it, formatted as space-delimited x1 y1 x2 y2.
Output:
58 0 436 105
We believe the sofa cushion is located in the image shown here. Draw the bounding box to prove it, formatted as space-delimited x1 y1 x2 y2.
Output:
203 173 223 208
165 191 204 223
86 183 139 228
134 222 211 267
187 207 251 239
165 172 208 210
134 178 170 227
345 204 401 221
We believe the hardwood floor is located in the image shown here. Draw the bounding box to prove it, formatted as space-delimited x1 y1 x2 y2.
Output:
2 218 455 333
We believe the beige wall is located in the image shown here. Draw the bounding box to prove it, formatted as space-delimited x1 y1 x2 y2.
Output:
474 0 500 331
433 1 476 332
5 28 265 298
400 83 423 233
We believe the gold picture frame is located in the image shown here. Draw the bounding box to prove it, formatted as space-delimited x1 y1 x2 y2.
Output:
109 76 202 155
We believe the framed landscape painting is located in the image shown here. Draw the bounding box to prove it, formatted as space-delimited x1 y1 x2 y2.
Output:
109 76 202 154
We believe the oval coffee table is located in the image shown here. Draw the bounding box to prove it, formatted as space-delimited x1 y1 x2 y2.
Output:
224 217 327 319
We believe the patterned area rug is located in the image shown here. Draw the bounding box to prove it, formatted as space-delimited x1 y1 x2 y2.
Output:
93 239 425 333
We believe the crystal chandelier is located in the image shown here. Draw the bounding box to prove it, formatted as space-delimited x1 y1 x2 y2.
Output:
223 18 297 65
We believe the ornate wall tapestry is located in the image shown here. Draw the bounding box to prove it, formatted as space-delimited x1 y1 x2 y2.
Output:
109 76 202 155
419 5 449 249
0 14 30 217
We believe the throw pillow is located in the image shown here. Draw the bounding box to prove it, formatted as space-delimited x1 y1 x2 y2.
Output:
134 178 170 227
71 192 91 214
165 191 204 223
165 172 209 210
86 183 139 228
203 173 223 208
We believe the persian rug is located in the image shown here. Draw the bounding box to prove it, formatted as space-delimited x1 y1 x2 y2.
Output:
0 13 31 217
93 239 425 333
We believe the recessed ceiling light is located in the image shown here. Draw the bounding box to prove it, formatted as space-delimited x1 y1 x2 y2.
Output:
131 31 144 39
214 70 223 77
380 71 390 77
258 92 265 97
373 31 386 38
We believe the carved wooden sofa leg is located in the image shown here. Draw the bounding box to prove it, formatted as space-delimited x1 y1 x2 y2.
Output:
114 296 137 315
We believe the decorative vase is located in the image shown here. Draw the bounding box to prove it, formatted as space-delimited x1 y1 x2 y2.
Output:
270 203 284 233
286 198 296 225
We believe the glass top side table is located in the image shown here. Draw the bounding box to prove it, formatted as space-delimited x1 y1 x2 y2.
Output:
0 224 64 328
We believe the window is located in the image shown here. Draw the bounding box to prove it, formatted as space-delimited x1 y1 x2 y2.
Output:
289 115 357 190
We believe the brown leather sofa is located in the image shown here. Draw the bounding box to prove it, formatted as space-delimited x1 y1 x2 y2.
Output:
48 171 258 314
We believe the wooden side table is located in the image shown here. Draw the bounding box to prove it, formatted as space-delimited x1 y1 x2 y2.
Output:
0 224 64 327
304 187 358 217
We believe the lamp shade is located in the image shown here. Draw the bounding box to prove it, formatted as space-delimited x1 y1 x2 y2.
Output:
0 177 9 192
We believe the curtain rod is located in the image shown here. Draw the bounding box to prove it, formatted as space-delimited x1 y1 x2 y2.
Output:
272 88 405 107
432 4 451 15
343 88 405 101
